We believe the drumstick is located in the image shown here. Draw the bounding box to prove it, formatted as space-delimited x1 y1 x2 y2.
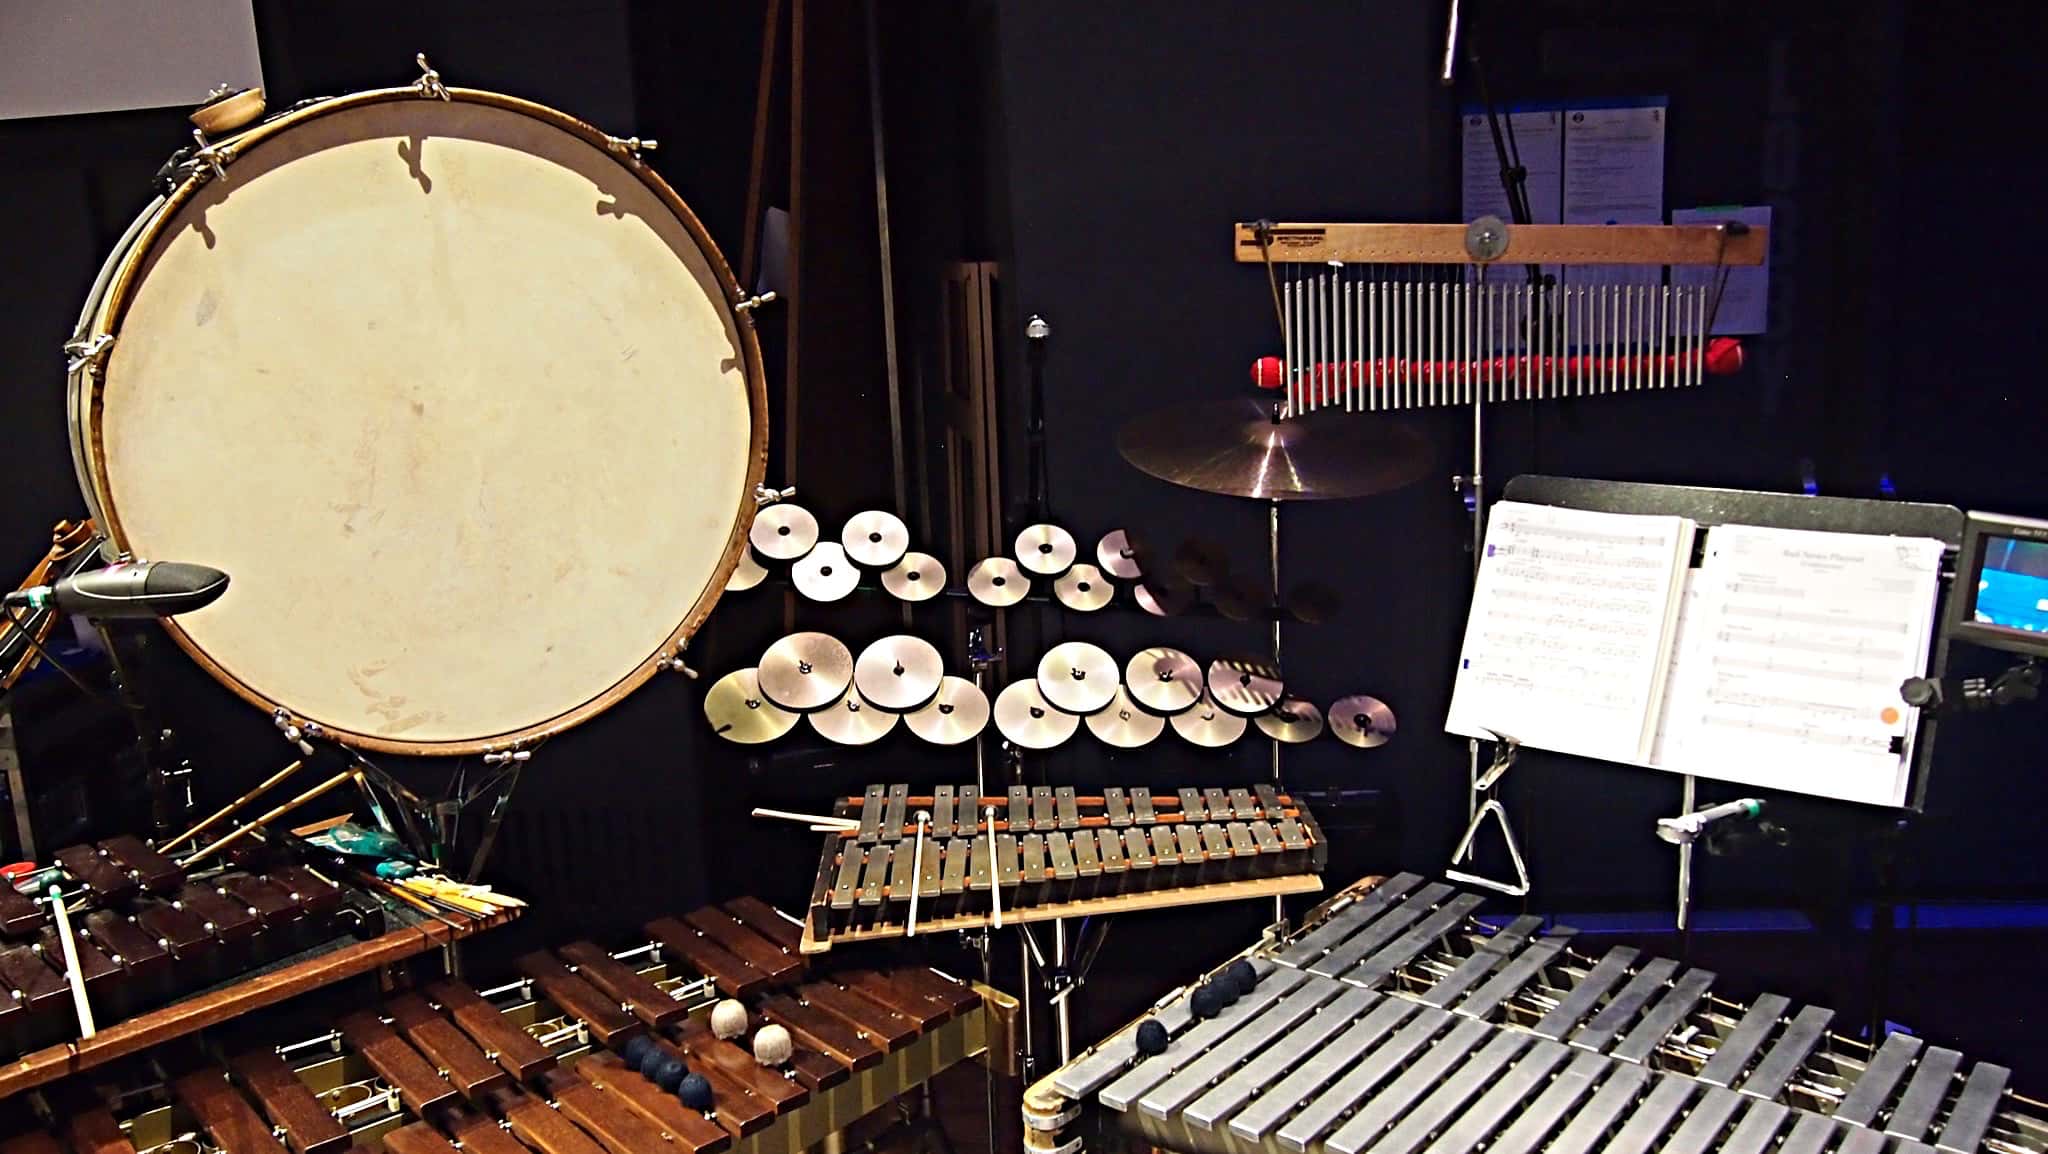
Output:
751 806 860 832
46 883 95 1039
178 770 354 867
159 760 305 853
906 810 929 938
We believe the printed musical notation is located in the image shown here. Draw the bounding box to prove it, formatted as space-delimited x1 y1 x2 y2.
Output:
1654 524 1945 807
1447 501 1694 763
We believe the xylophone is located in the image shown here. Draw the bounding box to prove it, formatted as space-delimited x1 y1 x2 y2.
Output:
1026 873 2044 1154
0 895 1009 1154
0 834 514 1090
804 784 1328 952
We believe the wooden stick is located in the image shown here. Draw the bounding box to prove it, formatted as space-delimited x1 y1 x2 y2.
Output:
752 806 859 831
159 760 305 853
47 884 95 1038
178 770 353 867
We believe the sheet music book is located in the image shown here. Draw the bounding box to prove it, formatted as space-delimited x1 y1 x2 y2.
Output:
1449 503 1946 807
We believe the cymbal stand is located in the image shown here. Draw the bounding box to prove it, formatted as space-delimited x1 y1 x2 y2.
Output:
964 627 1013 1130
1269 497 1286 929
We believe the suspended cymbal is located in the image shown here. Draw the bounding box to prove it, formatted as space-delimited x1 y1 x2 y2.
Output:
807 691 898 745
1037 641 1120 715
1256 697 1325 744
1053 564 1113 612
1124 647 1203 715
1284 580 1342 625
1330 695 1397 748
1096 528 1150 580
967 557 1029 607
1210 576 1269 623
1014 523 1077 576
1171 692 1248 747
791 542 859 602
842 510 910 568
1086 687 1165 748
757 632 854 712
1207 657 1284 717
1174 538 1231 587
1134 578 1196 617
726 550 769 592
854 635 945 712
750 503 820 560
904 676 990 745
703 668 798 744
993 679 1079 749
1118 398 1433 501
881 552 946 602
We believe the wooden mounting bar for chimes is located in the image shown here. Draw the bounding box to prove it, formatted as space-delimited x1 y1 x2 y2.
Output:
1232 222 1768 266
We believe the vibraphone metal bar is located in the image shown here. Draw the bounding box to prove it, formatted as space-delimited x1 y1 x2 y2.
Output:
1026 873 2044 1154
0 897 1012 1154
804 785 1328 952
1 838 518 1091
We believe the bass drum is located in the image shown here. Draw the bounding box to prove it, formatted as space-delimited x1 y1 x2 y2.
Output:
66 86 768 755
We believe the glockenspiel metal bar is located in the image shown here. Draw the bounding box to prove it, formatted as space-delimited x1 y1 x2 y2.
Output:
1742 1004 1836 1100
1348 893 1486 987
1454 935 1568 1021
1940 1062 2014 1154
1352 1028 1534 1154
1612 966 1717 1064
1723 1100 1794 1154
1484 1049 1619 1154
1051 989 1197 1098
1697 993 1791 1087
1182 985 1382 1130
1418 1037 1573 1154
1542 1061 1654 1154
1662 1085 1746 1154
1889 1046 1967 1141
1275 1005 1454 1151
1277 874 1422 969
1419 914 1545 1009
1138 977 1349 1120
1836 1031 1925 1125
1227 996 1421 1142
1571 956 1680 1053
1780 1112 1842 1154
1098 968 1308 1111
1532 945 1639 1040
1308 882 1457 978
1323 1016 1493 1154
1841 1126 1890 1154
1600 1071 1700 1154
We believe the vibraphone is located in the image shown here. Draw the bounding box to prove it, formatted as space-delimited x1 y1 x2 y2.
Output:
1026 873 2044 1154
0 896 1008 1154
0 835 514 1094
805 785 1328 951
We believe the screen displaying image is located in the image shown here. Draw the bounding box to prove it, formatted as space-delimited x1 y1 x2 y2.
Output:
1973 535 2048 633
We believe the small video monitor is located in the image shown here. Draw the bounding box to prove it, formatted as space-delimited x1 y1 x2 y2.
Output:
1949 510 2048 659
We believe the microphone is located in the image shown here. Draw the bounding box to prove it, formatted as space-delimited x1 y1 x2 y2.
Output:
1656 798 1764 845
4 561 229 620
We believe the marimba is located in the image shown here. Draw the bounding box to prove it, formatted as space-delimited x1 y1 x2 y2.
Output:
804 784 1328 951
1 834 507 1075
0 896 1006 1154
1027 873 2043 1154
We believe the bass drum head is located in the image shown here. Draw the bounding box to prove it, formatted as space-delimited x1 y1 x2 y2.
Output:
76 91 766 754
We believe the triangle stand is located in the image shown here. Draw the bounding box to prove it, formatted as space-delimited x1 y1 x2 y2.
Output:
1445 734 1531 896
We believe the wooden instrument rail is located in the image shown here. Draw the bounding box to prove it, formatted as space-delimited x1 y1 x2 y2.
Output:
0 897 1012 1154
1233 222 1769 266
1026 873 2045 1154
804 784 1328 952
0 846 518 1098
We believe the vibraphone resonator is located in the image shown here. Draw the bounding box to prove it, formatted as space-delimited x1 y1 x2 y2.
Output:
0 896 1005 1154
1028 873 2041 1154
803 784 1328 952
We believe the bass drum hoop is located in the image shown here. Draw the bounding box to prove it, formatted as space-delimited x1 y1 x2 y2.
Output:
67 86 769 756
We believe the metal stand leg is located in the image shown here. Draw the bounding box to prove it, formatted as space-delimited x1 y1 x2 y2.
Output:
0 700 32 862
1675 775 1696 931
1053 918 1071 1064
1269 499 1286 926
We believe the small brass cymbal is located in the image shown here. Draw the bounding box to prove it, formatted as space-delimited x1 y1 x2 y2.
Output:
750 503 820 561
967 557 1029 607
1207 657 1284 717
904 676 989 745
842 510 910 568
1255 697 1325 744
1170 692 1248 747
1037 641 1120 715
1086 687 1165 748
1053 563 1113 612
1096 528 1149 580
1015 523 1078 576
704 668 799 744
791 542 859 602
881 552 946 602
1134 578 1196 617
1124 647 1203 715
854 635 945 712
758 632 854 712
726 550 769 592
993 679 1079 749
807 691 899 745
1330 695 1397 748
